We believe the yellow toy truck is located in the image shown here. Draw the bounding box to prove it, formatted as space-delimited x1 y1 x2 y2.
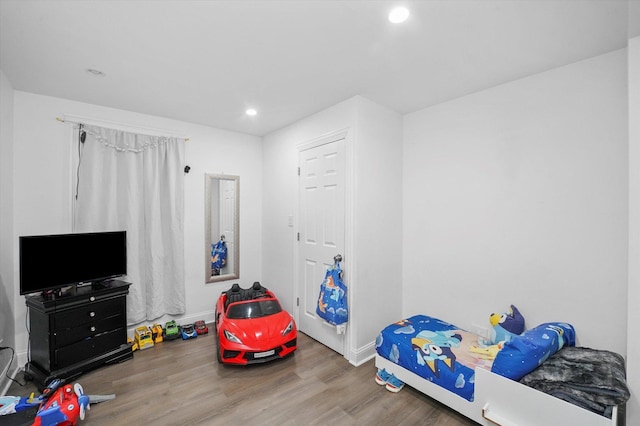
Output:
134 325 155 350
151 323 164 344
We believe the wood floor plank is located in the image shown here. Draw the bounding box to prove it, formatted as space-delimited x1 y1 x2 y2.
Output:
7 331 476 425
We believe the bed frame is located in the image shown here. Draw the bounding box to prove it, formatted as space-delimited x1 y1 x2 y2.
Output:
375 354 619 426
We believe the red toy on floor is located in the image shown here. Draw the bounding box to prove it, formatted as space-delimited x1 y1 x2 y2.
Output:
194 320 209 335
214 282 297 365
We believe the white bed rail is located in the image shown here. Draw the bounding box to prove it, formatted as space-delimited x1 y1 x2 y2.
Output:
482 403 514 426
375 354 618 426
475 367 617 426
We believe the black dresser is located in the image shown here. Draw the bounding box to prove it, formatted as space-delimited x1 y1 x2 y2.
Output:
24 280 133 389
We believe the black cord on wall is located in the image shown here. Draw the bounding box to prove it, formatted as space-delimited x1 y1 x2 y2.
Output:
0 346 25 387
75 124 86 200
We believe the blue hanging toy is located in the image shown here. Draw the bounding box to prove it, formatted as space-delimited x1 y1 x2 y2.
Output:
316 254 348 326
211 236 227 275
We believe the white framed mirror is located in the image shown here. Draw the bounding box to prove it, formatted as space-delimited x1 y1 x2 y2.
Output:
205 174 239 283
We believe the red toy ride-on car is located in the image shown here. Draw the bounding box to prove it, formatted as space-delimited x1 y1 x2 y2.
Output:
215 282 297 365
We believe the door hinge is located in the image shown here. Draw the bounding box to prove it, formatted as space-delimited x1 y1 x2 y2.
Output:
297 232 300 241
296 297 299 306
297 166 300 176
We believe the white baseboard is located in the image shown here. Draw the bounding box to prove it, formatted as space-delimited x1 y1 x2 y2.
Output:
126 309 216 337
349 340 376 367
1 350 33 395
0 358 19 396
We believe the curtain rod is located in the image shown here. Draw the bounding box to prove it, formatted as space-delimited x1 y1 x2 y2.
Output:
55 116 189 142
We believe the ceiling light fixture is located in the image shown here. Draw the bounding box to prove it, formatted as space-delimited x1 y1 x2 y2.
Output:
245 108 257 116
388 7 409 24
86 68 105 77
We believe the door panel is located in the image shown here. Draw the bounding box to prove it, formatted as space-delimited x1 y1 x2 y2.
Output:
297 138 346 355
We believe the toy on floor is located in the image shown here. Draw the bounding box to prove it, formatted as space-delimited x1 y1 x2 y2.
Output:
151 323 164 343
180 323 197 340
1 378 116 425
0 395 21 415
375 368 405 393
214 281 297 365
134 325 154 350
127 337 138 352
0 395 30 416
194 320 208 335
163 320 180 340
31 382 90 426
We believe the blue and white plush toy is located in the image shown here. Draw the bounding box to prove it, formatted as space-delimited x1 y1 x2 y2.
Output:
486 304 525 345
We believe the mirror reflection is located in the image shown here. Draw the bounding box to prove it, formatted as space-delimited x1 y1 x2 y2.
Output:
205 174 239 283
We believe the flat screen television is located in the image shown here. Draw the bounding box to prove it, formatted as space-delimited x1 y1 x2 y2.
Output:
20 231 127 295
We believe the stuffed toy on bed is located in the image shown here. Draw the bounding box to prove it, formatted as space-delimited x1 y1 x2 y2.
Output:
486 304 525 345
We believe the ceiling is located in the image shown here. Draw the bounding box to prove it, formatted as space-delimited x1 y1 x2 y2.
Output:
0 0 633 136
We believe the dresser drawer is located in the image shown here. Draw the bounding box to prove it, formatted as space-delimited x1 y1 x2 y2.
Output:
55 327 127 369
54 314 124 348
24 280 132 389
54 297 125 329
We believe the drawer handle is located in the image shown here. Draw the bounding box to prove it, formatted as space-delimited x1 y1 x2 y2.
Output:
90 296 95 302
89 311 95 317
90 326 96 332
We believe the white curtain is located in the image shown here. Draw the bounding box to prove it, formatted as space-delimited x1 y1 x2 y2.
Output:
73 124 185 324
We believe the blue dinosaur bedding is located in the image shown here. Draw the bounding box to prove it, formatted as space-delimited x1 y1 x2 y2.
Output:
375 315 576 401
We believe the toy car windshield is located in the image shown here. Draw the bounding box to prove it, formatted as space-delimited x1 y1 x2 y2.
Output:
226 300 282 319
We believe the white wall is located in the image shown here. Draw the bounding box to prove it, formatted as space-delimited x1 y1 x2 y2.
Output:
403 50 628 357
262 96 403 364
9 91 262 363
262 97 358 312
627 34 640 426
351 98 403 352
0 69 16 393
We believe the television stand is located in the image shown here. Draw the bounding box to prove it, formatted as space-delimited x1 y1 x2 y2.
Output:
41 285 75 301
24 280 133 390
91 279 116 290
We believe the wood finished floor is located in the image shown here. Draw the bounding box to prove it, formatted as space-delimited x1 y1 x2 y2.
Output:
8 332 476 425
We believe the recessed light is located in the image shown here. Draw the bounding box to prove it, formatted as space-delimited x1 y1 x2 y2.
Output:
245 108 257 116
86 68 105 77
388 7 409 24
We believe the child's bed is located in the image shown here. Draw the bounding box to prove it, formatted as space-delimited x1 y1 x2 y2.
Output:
375 315 624 426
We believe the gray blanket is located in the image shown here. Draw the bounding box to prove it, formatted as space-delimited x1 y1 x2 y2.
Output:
519 346 630 419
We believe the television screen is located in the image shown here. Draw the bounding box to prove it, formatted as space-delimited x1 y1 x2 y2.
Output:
20 231 127 295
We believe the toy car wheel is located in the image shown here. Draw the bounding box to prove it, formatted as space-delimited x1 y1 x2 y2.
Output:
215 333 222 363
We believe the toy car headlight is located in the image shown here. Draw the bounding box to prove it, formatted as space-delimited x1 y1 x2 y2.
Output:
282 320 294 336
224 329 243 344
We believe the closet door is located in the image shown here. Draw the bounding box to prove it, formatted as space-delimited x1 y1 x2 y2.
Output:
297 137 346 355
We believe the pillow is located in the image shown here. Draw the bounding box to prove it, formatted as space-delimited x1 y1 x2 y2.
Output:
491 322 576 381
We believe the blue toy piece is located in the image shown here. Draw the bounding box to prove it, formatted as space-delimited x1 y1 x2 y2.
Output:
486 304 525 345
211 238 227 276
180 323 197 340
33 382 90 426
315 255 348 327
